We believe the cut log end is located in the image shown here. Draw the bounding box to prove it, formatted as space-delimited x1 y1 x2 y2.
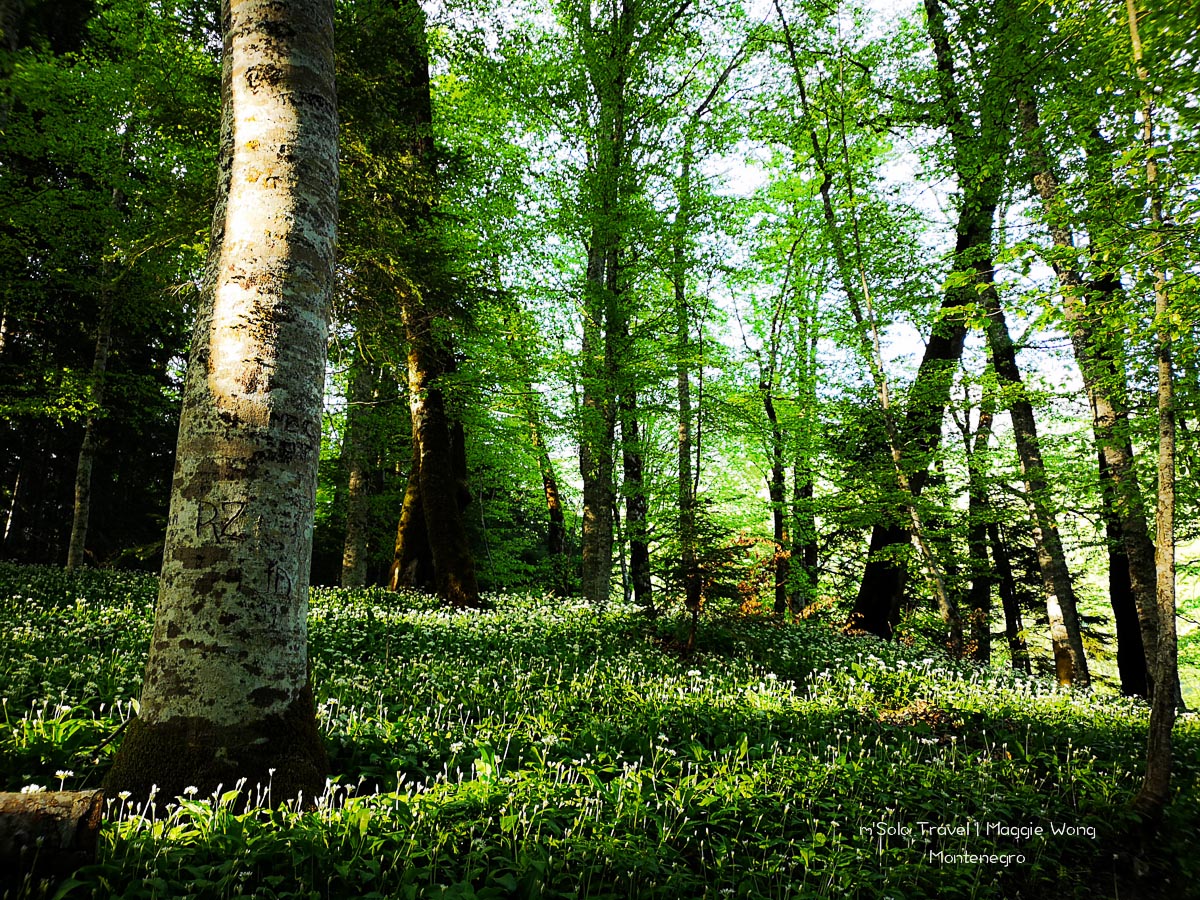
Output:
0 790 104 888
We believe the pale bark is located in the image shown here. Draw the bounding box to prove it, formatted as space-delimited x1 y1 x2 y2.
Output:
105 0 337 803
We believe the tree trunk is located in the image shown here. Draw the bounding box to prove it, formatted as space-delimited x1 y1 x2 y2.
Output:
792 457 817 607
982 286 1090 688
389 452 433 592
1128 0 1178 826
520 383 567 587
762 388 790 616
990 522 1032 675
620 387 651 613
673 135 700 616
1100 451 1149 696
0 790 103 890
401 309 481 608
963 398 996 664
577 0 632 609
104 0 337 804
848 0 1015 639
1018 91 1158 695
340 350 380 588
66 291 114 571
579 253 617 608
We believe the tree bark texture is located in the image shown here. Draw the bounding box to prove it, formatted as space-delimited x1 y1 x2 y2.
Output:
0 790 103 890
400 305 481 608
104 0 337 804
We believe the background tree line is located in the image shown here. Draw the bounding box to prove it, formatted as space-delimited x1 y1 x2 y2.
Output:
1 0 1197 706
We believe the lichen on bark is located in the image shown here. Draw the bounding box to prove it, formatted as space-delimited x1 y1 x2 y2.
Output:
105 0 337 804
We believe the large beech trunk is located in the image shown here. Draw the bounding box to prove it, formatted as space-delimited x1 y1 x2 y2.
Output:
104 0 337 804
0 791 103 889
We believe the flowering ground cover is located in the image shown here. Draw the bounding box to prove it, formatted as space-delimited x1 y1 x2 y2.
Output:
1 563 1197 899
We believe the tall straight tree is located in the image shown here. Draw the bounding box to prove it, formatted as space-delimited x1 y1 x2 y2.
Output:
105 0 336 802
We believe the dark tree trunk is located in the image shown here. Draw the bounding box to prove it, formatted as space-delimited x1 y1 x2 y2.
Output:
792 458 817 607
982 285 1090 687
341 351 381 588
399 312 481 608
66 288 114 571
1100 451 1148 696
620 388 651 613
990 522 1032 675
964 400 996 664
763 388 790 616
389 454 433 593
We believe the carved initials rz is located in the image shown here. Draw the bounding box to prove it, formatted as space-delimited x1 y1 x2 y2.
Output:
196 500 249 543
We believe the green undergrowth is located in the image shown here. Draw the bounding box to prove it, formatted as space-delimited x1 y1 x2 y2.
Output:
1 563 1198 899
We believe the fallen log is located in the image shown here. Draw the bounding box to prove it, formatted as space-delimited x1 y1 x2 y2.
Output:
0 790 104 890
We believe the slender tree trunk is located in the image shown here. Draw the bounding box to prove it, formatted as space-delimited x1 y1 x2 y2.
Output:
792 457 817 607
620 387 651 612
1018 91 1158 695
579 248 617 608
775 0 961 644
963 396 996 664
105 0 337 804
990 522 1031 674
673 136 700 616
1128 0 1178 826
1100 451 1148 696
982 286 1090 688
66 291 114 572
762 388 790 616
340 351 380 588
521 386 566 567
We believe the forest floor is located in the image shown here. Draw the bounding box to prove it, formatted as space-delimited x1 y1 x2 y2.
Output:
1 563 1198 899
